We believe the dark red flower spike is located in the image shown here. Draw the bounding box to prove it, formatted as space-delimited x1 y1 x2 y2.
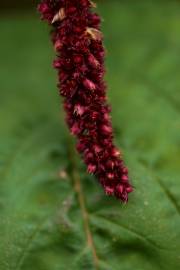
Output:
38 0 133 202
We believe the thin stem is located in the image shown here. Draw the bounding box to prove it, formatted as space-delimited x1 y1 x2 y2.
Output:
67 137 99 269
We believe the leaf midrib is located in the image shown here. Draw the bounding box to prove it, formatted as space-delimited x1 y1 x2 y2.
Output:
67 137 100 270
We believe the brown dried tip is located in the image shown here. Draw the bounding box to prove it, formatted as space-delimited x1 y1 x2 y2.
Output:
86 27 103 41
89 0 97 8
52 8 66 24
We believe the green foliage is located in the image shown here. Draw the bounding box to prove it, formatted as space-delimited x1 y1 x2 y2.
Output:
0 1 180 269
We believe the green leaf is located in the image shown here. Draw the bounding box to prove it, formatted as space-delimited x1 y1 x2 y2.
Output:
0 1 180 269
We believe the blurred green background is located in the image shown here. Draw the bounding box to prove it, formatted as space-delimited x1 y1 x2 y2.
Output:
0 1 180 270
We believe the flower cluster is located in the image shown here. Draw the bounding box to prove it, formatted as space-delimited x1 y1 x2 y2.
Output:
38 0 133 202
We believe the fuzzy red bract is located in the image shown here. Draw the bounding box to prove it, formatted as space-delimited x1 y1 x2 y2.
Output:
38 0 133 202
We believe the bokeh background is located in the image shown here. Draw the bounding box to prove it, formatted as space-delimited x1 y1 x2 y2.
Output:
0 1 180 270
0 0 35 11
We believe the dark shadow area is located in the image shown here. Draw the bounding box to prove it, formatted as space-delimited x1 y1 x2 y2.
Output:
0 0 37 12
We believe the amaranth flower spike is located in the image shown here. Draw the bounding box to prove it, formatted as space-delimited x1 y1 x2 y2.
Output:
38 0 133 202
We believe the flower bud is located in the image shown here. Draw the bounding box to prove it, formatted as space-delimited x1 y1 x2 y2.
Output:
71 123 81 135
111 148 121 158
87 54 100 68
73 26 84 34
122 167 128 174
73 54 84 65
106 160 115 169
121 175 128 182
76 142 86 152
91 111 99 120
87 164 96 174
67 6 77 14
116 184 124 194
126 186 133 193
83 78 96 91
107 172 114 180
101 125 112 135
84 152 94 162
105 186 114 196
93 144 102 154
54 40 63 51
59 71 68 83
38 3 49 14
90 13 101 25
74 104 86 116
53 59 61 69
